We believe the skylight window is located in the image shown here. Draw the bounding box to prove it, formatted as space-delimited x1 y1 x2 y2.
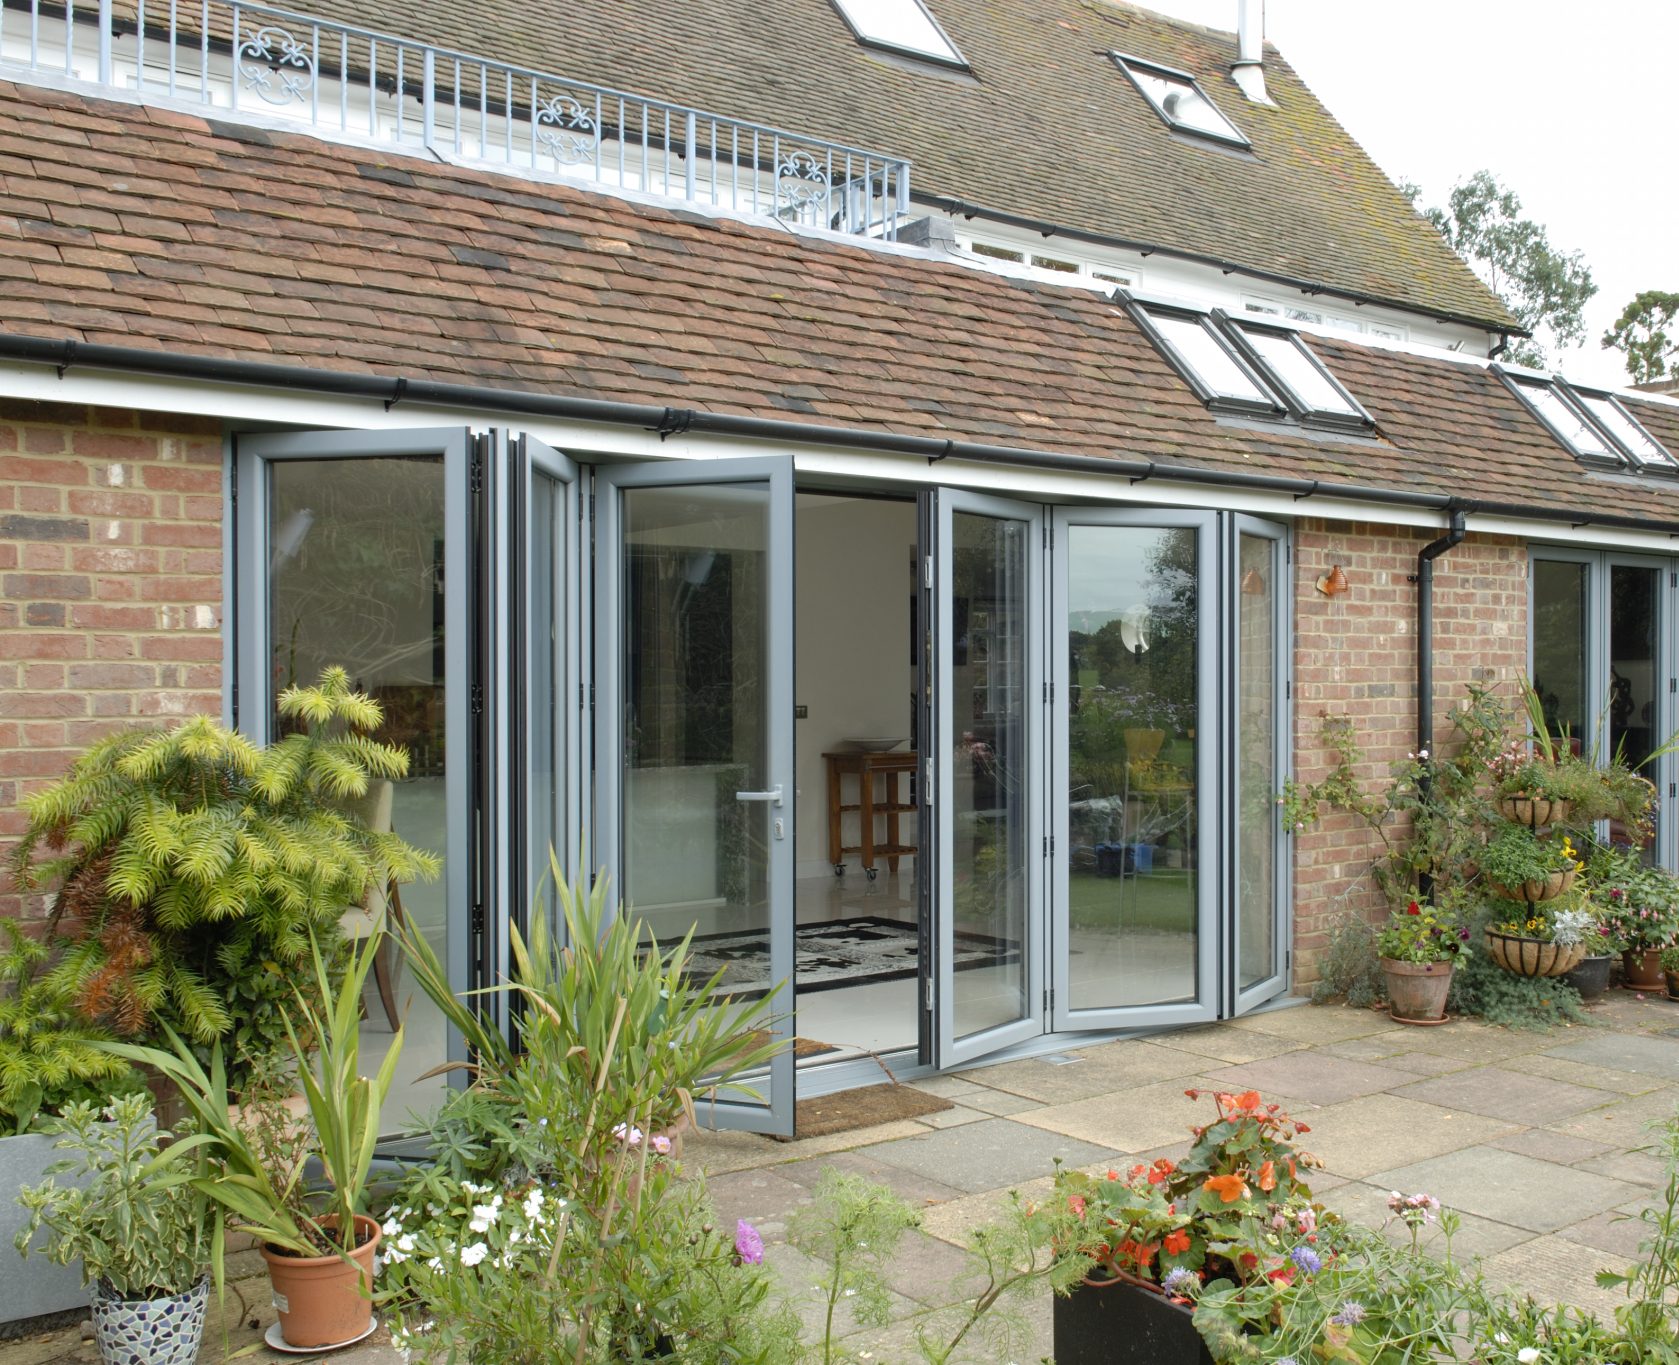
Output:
1111 54 1248 147
832 0 966 66
1497 371 1679 474
1134 305 1280 415
1229 323 1372 430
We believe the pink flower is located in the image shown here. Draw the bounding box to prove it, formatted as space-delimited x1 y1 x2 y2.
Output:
651 1134 673 1156
734 1220 764 1265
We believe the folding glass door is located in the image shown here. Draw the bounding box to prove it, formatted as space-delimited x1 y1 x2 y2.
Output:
594 457 797 1134
1050 509 1219 1031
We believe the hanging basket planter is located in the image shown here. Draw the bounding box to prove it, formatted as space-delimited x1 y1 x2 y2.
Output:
1485 930 1587 978
1484 867 1578 904
1496 795 1572 829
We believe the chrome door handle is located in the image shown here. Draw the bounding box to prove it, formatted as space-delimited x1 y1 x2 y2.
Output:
735 786 784 807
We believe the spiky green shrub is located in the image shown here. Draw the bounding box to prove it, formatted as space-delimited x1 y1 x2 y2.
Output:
0 920 134 1134
8 667 439 1084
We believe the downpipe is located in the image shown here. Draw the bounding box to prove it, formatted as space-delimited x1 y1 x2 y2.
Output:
1412 508 1468 898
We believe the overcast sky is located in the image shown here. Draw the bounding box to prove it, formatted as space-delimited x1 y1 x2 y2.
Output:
1145 0 1676 388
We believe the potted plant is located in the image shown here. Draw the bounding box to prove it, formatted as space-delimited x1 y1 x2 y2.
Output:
1052 1089 1319 1365
1375 899 1467 1024
7 667 438 1102
1476 825 1582 904
1485 734 1594 829
1484 897 1597 977
1592 853 1679 991
0 921 138 1333
14 1092 214 1365
1663 946 1679 1003
1561 924 1617 1003
108 930 401 1350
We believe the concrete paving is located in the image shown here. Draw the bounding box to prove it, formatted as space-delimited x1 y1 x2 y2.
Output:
8 995 1679 1363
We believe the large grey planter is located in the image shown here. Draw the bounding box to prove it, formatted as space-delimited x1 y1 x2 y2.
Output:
1 1131 91 1334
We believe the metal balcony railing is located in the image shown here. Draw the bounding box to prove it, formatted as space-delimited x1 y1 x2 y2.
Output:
0 0 912 237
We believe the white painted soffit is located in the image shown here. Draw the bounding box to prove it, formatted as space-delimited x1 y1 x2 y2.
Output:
3 361 1674 553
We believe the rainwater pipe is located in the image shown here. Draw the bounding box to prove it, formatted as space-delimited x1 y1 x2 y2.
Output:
1413 506 1468 824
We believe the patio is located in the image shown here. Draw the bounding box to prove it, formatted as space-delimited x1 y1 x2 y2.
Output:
6 995 1678 1363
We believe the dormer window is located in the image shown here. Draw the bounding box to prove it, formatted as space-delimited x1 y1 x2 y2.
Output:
831 0 967 67
1498 370 1678 474
1111 54 1248 147
1227 322 1372 431
1132 304 1281 416
1128 298 1375 433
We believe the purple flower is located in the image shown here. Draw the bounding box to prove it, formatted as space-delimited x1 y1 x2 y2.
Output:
1331 1301 1367 1326
1161 1266 1199 1298
1290 1246 1322 1274
734 1220 764 1265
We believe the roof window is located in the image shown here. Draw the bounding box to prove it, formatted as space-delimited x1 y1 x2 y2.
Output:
1112 54 1248 147
1228 322 1372 430
1499 371 1677 474
1129 299 1374 432
831 0 966 67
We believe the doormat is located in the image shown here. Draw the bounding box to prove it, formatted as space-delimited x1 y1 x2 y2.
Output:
771 1082 954 1142
685 916 1019 998
740 1030 840 1059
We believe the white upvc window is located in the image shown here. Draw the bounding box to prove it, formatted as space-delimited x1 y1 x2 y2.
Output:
1111 53 1248 147
831 0 966 67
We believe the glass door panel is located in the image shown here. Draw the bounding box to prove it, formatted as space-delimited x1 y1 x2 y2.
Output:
1530 558 1593 750
238 428 471 1129
933 491 1043 1067
596 457 795 1134
1609 562 1664 858
1233 519 1287 1011
1052 509 1217 1031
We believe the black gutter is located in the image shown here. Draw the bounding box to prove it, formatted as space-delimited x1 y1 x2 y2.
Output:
929 196 1527 341
9 333 1679 536
1414 508 1468 824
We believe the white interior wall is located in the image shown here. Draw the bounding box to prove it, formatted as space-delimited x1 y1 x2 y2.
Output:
794 494 917 883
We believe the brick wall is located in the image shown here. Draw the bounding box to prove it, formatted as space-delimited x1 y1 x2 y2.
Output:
1291 519 1528 983
0 400 224 923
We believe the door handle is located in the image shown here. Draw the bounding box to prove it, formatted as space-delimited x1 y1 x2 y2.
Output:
735 786 784 807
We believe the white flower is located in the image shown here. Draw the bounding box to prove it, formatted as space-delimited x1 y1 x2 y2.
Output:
396 1233 415 1253
426 1256 443 1272
460 1242 490 1268
523 1189 546 1220
468 1204 499 1234
382 1216 401 1238
1517 1350 1540 1364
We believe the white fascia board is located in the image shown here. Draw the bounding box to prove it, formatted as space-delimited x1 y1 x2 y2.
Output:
6 361 1675 552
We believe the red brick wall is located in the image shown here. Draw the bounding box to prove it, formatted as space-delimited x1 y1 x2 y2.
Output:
0 400 224 923
1291 520 1528 983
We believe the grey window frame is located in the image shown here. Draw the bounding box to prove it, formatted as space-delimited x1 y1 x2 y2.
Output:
1557 379 1679 476
827 0 969 70
1495 366 1677 475
1125 297 1286 419
1221 314 1375 433
1110 52 1249 148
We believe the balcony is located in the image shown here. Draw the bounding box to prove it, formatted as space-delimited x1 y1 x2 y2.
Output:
0 0 913 238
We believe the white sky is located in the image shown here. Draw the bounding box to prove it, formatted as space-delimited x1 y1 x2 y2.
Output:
1143 0 1678 388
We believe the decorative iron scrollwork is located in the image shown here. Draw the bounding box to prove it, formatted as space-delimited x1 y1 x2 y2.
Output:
236 24 315 106
535 93 599 165
776 150 831 221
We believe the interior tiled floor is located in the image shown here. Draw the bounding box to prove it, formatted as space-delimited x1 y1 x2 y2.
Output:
11 994 1679 1363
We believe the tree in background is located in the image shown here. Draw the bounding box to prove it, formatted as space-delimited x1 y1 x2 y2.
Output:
1406 171 1595 369
1602 290 1679 385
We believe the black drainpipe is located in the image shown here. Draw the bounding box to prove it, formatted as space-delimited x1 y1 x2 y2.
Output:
1414 507 1468 900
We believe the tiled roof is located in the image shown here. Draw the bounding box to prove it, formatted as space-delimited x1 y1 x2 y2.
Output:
132 0 1515 330
0 81 1670 524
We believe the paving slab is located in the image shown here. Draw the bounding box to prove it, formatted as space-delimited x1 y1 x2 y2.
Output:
1296 1093 1519 1180
964 1039 1205 1104
1480 1232 1629 1323
1557 1208 1650 1259
1227 1003 1398 1043
953 1088 1043 1117
1488 1127 1614 1166
852 1117 1122 1194
1545 1032 1679 1083
910 1075 997 1101
1318 1179 1534 1261
1545 1087 1679 1148
1574 1148 1671 1187
1206 1051 1415 1106
684 1126 789 1174
1149 1021 1305 1063
705 1165 819 1233
919 1105 989 1129
915 1179 1053 1247
1369 1146 1640 1234
1498 1051 1671 1095
1391 1065 1609 1126
766 1117 940 1160
1386 1021 1564 1063
772 1149 969 1207
877 1230 977 1309
1007 1075 1229 1155
762 1241 922 1340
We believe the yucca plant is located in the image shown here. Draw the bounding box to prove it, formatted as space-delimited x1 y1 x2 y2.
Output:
9 667 438 1083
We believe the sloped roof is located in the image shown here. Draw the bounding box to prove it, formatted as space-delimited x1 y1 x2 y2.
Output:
0 81 1666 523
145 0 1516 330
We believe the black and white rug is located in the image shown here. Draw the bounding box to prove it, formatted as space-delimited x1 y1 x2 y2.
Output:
685 915 1019 997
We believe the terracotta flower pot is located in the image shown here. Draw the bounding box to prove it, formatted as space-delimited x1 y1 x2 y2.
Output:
1498 795 1572 829
1623 948 1666 991
260 1214 380 1349
1485 931 1586 978
1382 958 1453 1024
1484 867 1577 904
1667 970 1679 1003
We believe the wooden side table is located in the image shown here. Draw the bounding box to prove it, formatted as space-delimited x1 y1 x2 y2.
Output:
823 750 918 879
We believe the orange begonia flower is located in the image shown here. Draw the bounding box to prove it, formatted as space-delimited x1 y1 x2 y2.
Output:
1163 1228 1191 1256
1203 1173 1249 1203
1257 1160 1277 1192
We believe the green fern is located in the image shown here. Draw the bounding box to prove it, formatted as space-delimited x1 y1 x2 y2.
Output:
9 667 440 1084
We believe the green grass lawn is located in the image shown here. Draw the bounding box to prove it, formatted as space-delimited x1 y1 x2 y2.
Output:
1067 867 1195 933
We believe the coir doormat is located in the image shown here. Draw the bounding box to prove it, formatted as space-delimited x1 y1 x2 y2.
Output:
771 1082 954 1142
